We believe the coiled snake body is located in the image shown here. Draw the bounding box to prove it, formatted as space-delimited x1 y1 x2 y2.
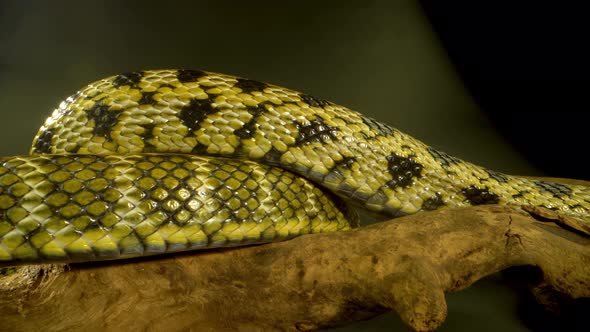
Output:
1 69 589 265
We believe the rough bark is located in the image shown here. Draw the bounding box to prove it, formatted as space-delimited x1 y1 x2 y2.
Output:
1 202 589 331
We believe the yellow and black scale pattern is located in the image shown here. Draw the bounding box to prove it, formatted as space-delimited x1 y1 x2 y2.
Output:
1 69 589 265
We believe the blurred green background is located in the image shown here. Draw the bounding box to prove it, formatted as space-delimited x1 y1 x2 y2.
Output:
0 1 546 331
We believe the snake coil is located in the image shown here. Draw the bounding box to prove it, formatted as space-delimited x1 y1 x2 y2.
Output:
0 69 588 265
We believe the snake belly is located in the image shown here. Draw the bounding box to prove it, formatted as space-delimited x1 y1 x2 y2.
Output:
1 69 590 264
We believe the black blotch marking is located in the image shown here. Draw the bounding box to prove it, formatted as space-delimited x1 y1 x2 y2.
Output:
294 118 339 146
333 156 356 170
361 115 396 136
178 97 218 133
138 91 157 105
535 181 573 198
86 103 122 140
233 122 257 139
300 93 330 108
33 129 54 154
235 78 268 94
191 144 209 155
461 186 500 205
427 147 462 168
112 71 143 88
234 104 268 139
177 69 206 83
385 153 423 189
423 193 444 210
372 256 379 264
486 169 509 183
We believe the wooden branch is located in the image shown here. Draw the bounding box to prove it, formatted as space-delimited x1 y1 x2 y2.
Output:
1 204 588 331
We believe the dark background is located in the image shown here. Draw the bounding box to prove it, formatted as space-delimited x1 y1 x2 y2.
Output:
0 1 587 331
423 1 589 181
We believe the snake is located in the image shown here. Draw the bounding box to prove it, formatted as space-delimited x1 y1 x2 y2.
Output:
1 69 589 266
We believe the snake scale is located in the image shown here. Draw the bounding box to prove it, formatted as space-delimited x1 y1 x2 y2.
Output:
1 69 589 265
